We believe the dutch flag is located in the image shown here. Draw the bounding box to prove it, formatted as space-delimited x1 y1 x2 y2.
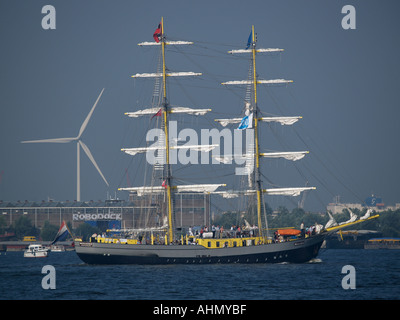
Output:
51 221 71 244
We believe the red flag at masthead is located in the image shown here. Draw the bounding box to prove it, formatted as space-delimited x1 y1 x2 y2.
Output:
153 22 162 43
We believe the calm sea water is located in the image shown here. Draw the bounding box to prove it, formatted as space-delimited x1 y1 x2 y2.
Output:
0 249 399 300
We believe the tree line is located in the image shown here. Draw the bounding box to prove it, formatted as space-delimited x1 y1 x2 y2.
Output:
1 206 399 240
212 206 400 238
0 215 100 241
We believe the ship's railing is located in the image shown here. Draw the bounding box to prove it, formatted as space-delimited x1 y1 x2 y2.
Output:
88 231 318 247
196 236 272 249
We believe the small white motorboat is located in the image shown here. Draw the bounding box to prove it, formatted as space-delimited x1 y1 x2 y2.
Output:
50 244 65 252
24 244 49 258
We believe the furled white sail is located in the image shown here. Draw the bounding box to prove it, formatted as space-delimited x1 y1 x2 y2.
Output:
339 208 358 225
214 118 243 127
122 144 218 156
176 184 226 193
228 48 284 54
138 41 194 46
214 151 308 163
213 190 263 198
215 116 302 127
258 79 293 84
263 187 316 196
360 208 372 220
170 107 211 116
212 191 240 199
213 155 233 164
325 211 338 229
213 187 315 198
222 79 293 85
260 151 309 161
259 116 302 125
125 108 160 118
132 72 202 78
125 107 211 118
119 183 226 196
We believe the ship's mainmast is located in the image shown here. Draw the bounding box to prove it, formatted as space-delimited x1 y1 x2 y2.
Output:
215 25 315 236
249 25 264 236
120 17 225 244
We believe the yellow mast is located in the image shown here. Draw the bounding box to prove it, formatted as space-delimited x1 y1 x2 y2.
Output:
160 17 174 244
161 17 167 100
251 25 263 237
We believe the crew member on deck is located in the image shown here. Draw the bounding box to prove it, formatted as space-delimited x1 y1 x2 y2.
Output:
300 222 305 238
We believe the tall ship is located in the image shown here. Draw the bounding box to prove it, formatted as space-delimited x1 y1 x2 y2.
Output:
75 18 378 264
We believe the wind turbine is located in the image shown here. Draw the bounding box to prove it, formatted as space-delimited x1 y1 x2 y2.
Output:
21 88 109 201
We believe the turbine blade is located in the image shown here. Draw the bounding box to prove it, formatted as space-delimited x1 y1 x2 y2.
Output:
77 88 105 139
79 140 109 186
21 137 75 143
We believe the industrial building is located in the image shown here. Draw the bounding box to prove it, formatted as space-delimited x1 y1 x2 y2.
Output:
327 195 400 214
0 192 211 231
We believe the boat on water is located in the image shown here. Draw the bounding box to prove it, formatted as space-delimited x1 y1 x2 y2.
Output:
24 244 49 258
75 18 379 265
364 238 400 250
50 244 65 252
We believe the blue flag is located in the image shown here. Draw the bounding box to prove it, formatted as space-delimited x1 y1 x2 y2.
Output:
238 113 253 130
246 30 252 49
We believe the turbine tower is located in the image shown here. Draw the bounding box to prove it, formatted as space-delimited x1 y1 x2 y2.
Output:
21 88 109 201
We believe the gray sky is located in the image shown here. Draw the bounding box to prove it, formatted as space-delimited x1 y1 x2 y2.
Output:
1 0 399 212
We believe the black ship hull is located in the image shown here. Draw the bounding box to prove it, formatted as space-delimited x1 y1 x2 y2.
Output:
75 234 325 265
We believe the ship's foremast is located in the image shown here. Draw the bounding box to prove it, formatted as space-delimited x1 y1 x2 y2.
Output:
120 17 225 244
159 17 174 244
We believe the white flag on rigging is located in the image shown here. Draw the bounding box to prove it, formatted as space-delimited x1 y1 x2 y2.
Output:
237 113 253 130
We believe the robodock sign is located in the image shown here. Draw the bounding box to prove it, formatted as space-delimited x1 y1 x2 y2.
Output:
72 213 122 221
